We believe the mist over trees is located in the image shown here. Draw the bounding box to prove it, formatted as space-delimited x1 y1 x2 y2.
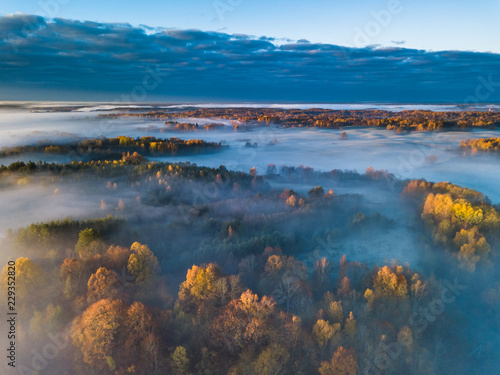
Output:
0 140 499 374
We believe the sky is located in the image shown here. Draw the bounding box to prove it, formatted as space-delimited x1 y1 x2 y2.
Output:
3 0 500 53
0 0 499 102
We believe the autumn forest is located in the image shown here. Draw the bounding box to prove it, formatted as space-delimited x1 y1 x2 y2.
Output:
0 106 499 375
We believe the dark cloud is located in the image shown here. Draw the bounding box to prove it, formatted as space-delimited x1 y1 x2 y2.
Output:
1 14 499 102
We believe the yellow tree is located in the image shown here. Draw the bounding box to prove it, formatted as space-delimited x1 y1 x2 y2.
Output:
313 319 340 350
453 227 490 271
364 288 375 307
127 242 159 285
422 193 453 222
373 266 408 298
170 346 190 375
285 195 297 207
178 264 220 310
452 200 483 226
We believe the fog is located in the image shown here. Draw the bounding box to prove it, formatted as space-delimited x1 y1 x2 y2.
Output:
1 105 499 375
0 153 422 272
2 108 500 202
22 102 500 112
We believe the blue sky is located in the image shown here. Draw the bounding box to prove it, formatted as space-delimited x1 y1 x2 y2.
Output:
0 1 499 102
3 0 499 52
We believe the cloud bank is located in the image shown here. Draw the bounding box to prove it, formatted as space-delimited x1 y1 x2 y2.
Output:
1 14 500 102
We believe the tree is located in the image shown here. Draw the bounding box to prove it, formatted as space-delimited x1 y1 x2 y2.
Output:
60 257 88 299
123 302 157 372
169 346 190 375
239 289 276 318
178 264 220 310
286 195 297 207
280 188 295 201
214 278 229 305
308 185 325 198
272 275 303 312
194 347 213 375
338 276 351 297
214 275 242 305
87 267 120 303
453 227 490 271
373 266 408 298
71 299 125 371
314 257 332 289
211 290 276 355
251 343 290 375
264 255 307 281
410 273 427 308
104 245 132 270
127 242 159 285
328 301 343 324
319 346 357 375
29 304 64 340
313 319 339 349
210 299 248 355
422 193 453 223
452 200 483 226
75 228 106 258
72 297 163 374
345 312 356 337
364 288 375 308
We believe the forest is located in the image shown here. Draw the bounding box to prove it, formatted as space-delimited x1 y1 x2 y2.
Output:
98 108 500 132
163 122 230 132
1 138 499 375
0 136 225 161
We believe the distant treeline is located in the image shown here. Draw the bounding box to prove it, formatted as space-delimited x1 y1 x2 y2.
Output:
99 108 500 131
164 121 230 131
0 136 225 160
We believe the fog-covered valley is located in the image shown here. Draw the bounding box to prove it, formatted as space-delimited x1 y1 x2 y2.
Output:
1 107 500 202
1 104 499 375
